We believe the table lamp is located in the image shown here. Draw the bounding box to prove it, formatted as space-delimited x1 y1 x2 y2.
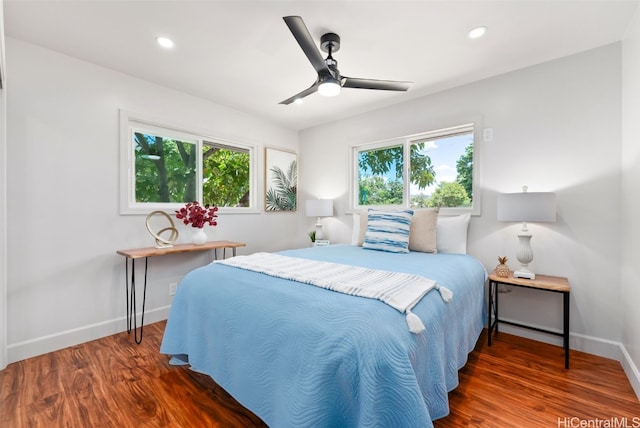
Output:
305 199 333 240
497 186 556 280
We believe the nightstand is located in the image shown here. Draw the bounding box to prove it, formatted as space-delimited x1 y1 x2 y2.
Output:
488 271 571 368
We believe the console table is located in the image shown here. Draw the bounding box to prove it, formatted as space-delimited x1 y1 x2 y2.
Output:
116 240 246 343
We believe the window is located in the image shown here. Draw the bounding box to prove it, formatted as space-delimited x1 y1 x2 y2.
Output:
202 142 251 208
120 111 256 214
357 144 405 206
352 123 480 215
133 131 198 204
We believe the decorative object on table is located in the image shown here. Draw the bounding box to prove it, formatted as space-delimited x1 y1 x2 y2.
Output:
497 186 556 280
265 147 297 211
308 230 316 245
495 256 510 278
190 228 207 245
175 201 219 245
145 211 179 248
305 199 333 240
314 239 330 247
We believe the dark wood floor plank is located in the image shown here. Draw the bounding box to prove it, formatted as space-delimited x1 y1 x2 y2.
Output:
1 322 638 427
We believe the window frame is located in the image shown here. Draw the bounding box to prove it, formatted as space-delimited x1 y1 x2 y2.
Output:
351 123 482 216
119 110 258 215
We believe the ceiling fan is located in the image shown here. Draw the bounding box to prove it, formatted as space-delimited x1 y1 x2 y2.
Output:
279 16 412 105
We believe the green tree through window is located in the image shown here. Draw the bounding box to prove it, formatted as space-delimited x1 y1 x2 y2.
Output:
427 182 471 208
203 143 250 207
456 144 474 202
358 144 437 206
134 132 197 203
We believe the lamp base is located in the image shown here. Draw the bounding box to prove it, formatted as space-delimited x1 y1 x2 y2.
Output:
514 269 535 280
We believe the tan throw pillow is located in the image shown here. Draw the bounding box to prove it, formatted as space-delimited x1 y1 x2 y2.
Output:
408 208 439 253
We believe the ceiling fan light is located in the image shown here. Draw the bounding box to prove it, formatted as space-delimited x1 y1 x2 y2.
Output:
318 80 341 97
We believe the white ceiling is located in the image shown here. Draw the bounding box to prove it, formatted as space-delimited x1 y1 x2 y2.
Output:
4 0 638 130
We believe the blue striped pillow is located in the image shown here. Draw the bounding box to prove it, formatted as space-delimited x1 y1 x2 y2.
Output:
363 209 414 253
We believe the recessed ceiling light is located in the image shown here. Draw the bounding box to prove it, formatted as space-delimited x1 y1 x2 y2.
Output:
468 26 487 40
294 98 304 105
156 36 175 49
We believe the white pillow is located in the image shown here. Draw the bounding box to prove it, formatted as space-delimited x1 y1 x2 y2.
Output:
351 210 369 246
351 212 360 245
436 213 471 254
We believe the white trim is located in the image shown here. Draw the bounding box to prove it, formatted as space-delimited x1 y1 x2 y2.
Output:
0 0 6 370
621 345 640 400
6 306 171 364
497 318 622 360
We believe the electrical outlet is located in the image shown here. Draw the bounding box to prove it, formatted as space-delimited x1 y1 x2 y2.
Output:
169 282 178 296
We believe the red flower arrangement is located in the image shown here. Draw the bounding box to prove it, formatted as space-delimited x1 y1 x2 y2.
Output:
175 201 219 229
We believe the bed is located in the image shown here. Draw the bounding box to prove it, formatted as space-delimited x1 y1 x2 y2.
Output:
160 243 486 427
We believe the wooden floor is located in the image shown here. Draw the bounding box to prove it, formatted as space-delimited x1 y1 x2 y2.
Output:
1 322 639 427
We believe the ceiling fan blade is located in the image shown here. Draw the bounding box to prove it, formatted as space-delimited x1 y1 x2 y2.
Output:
279 82 320 105
341 77 412 92
283 16 331 76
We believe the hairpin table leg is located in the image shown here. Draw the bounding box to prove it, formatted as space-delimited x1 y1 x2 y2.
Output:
125 256 148 344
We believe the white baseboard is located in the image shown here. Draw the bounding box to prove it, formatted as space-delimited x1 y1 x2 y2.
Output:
620 345 640 400
497 318 622 360
6 306 171 364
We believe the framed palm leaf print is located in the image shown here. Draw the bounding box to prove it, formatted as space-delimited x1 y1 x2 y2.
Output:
265 147 297 211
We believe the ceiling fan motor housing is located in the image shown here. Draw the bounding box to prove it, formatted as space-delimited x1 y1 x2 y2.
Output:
321 33 341 53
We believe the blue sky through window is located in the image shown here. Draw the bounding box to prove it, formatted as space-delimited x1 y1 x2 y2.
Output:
411 133 473 196
357 130 473 206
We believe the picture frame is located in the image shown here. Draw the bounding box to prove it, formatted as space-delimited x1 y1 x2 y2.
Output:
265 147 297 212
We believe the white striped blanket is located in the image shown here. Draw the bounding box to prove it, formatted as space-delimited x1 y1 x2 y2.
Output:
216 252 453 334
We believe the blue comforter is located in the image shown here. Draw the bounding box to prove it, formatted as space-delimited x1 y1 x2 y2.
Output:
161 245 486 427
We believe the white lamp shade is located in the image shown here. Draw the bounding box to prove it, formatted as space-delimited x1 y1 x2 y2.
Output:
497 192 556 223
306 199 333 217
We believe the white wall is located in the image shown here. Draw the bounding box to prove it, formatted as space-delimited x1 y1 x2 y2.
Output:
5 38 299 362
621 6 640 397
300 44 623 358
0 0 7 370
